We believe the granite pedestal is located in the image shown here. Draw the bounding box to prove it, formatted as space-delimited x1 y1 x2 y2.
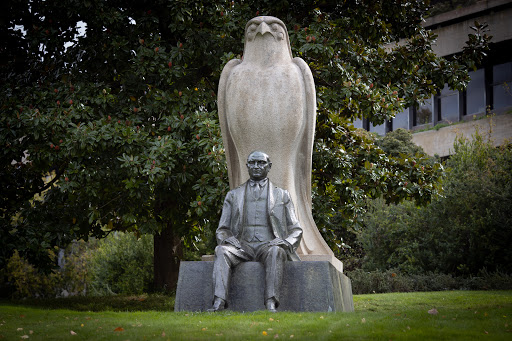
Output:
174 261 354 312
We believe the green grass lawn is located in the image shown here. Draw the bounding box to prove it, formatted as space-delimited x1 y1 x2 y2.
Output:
1 291 511 340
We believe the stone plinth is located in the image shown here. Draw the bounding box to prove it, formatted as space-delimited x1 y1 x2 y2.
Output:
174 261 354 312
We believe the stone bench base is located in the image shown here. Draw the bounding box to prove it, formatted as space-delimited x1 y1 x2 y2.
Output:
174 261 354 312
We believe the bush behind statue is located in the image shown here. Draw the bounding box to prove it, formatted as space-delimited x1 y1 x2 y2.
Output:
358 128 512 275
347 268 512 294
88 232 154 296
4 241 89 299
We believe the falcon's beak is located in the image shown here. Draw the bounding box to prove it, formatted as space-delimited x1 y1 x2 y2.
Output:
256 22 272 36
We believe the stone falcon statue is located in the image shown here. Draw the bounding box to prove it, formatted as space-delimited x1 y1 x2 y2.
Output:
217 16 334 260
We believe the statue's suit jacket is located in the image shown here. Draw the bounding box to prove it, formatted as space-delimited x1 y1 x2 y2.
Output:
216 180 303 261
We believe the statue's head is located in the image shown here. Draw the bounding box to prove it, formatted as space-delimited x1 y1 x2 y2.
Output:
245 16 287 43
242 16 293 64
246 151 272 181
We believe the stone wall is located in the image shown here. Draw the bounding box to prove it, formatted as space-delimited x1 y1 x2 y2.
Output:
412 113 512 157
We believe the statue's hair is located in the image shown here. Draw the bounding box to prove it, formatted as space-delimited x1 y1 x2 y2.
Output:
247 150 271 164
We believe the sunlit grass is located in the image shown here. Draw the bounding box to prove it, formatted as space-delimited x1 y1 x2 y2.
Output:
1 291 511 340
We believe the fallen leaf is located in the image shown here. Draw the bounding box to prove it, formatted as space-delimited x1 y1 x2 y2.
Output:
428 308 438 315
484 331 488 334
114 327 124 332
29 331 33 334
320 316 324 319
20 336 29 339
361 318 366 323
274 334 279 338
17 328 23 331
290 335 294 338
201 327 207 331
19 315 25 318
70 331 77 335
85 317 91 320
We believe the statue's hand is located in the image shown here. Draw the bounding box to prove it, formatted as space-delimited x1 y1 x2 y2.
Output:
268 238 291 251
224 236 242 249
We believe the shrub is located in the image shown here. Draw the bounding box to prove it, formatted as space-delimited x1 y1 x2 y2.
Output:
358 129 512 276
347 269 412 294
4 241 91 299
375 128 428 158
59 240 92 296
358 198 423 273
347 269 512 294
460 269 512 290
6 250 62 298
88 232 154 295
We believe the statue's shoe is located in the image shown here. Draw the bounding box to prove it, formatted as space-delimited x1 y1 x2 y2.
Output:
265 298 277 313
207 297 226 312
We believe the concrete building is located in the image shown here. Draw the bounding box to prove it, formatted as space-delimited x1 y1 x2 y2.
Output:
354 0 512 157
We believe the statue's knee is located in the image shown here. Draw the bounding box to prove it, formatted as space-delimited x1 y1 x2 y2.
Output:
270 245 287 258
215 245 227 256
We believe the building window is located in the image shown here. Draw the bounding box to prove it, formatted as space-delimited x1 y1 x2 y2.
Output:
352 118 391 134
413 97 433 126
354 58 512 134
466 68 486 116
351 118 370 130
351 118 364 129
493 61 512 109
370 121 387 135
436 84 459 123
393 107 411 130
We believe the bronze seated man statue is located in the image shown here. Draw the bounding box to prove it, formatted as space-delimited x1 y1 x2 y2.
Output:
209 151 303 312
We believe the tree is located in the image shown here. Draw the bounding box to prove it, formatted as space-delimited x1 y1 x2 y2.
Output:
1 0 489 290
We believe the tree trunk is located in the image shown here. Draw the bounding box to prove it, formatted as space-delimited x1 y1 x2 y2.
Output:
153 222 183 292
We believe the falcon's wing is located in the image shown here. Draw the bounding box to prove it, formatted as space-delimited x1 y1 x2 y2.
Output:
292 57 316 206
217 58 243 189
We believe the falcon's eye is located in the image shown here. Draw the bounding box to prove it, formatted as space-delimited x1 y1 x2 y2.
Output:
271 23 279 31
249 24 257 32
